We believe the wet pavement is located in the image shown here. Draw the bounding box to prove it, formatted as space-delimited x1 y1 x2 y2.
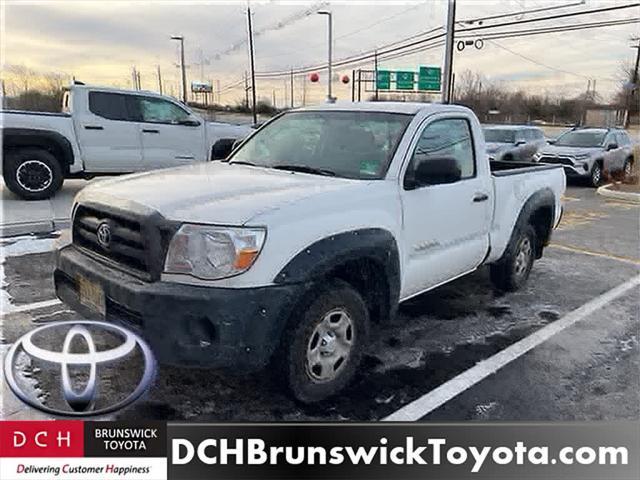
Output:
1 184 638 421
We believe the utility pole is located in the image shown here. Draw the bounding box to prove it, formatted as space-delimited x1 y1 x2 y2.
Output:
157 65 163 94
272 89 276 108
351 69 356 102
136 71 141 90
244 71 249 110
442 0 456 103
216 79 221 104
171 35 187 103
302 75 307 106
290 69 294 108
318 10 333 103
374 49 379 101
627 38 640 127
246 6 258 125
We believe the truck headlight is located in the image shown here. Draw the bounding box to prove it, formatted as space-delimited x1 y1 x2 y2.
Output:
164 225 266 279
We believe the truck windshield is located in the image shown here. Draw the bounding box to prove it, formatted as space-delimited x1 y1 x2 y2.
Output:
229 111 412 179
554 130 606 147
483 128 515 143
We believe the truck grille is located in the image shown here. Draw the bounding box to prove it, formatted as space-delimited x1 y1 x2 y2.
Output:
538 156 574 167
73 205 152 280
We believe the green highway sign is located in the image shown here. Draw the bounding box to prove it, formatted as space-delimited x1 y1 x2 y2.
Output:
374 66 440 91
396 71 415 90
376 70 391 90
418 66 441 91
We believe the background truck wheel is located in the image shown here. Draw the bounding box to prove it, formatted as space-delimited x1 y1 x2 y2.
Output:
3 148 64 200
623 158 633 179
589 162 603 188
277 279 370 404
490 224 537 292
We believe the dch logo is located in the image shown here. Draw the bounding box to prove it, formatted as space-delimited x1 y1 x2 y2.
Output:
3 321 156 416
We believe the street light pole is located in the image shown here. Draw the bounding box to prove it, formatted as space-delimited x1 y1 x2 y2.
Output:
318 10 333 103
442 0 456 104
246 6 258 125
171 35 187 103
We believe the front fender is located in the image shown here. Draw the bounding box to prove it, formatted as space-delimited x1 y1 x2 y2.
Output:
274 228 401 320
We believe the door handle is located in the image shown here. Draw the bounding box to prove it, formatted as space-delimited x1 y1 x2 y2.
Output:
84 125 103 130
473 192 489 202
142 129 159 134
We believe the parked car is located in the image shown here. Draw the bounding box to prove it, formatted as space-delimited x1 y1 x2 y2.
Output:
535 127 634 187
1 83 252 200
55 102 565 403
483 124 547 162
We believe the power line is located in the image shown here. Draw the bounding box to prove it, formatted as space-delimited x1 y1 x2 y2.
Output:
255 3 639 78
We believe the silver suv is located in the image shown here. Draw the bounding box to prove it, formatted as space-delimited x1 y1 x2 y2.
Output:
483 125 547 162
536 127 634 187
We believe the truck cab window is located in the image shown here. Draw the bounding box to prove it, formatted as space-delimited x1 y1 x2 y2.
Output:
139 97 190 124
88 92 133 121
405 118 475 188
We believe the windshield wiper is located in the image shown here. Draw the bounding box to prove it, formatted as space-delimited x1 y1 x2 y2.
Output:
272 164 336 177
229 160 258 166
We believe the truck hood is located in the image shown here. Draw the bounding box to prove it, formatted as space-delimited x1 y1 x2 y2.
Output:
539 144 601 157
77 162 359 225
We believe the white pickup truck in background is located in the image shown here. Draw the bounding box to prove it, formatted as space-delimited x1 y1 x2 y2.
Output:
55 102 565 403
1 84 252 200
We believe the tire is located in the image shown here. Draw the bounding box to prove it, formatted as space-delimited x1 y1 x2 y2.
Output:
589 162 603 188
490 224 537 292
623 158 633 180
276 279 370 404
3 148 64 200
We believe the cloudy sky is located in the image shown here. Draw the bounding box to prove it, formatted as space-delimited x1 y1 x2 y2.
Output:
2 0 639 105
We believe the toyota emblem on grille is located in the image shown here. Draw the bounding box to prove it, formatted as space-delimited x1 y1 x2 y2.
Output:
96 221 111 249
3 321 157 416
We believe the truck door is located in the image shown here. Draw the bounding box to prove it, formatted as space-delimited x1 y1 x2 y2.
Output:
135 95 206 169
75 91 143 172
399 116 492 299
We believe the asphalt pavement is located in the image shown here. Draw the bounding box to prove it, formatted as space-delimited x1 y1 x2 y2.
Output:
1 183 638 422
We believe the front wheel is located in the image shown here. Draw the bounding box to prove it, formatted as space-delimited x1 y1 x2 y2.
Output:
490 224 536 292
3 148 64 200
277 279 369 403
623 159 633 180
589 162 603 188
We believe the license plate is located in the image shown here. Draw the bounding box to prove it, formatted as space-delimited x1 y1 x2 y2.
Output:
77 275 106 317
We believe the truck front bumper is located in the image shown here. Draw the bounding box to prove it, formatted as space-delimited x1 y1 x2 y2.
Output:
54 245 302 372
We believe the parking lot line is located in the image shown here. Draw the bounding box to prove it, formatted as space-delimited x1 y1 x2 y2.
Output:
1 298 61 316
549 243 640 265
383 274 640 422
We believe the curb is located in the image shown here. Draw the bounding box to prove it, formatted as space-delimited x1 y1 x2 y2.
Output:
596 183 640 204
0 218 70 238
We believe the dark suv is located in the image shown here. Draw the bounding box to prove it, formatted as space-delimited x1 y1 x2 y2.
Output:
483 125 547 162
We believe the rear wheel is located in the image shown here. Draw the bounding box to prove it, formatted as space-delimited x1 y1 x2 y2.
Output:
589 162 603 187
277 279 369 403
3 148 64 200
490 224 536 292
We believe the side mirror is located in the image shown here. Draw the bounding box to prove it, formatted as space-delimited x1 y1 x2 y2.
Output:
547 139 556 145
606 143 618 151
232 138 244 151
412 157 461 187
515 140 526 146
211 138 237 160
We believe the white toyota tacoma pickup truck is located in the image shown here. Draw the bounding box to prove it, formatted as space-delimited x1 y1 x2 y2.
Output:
55 102 565 403
1 84 251 200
